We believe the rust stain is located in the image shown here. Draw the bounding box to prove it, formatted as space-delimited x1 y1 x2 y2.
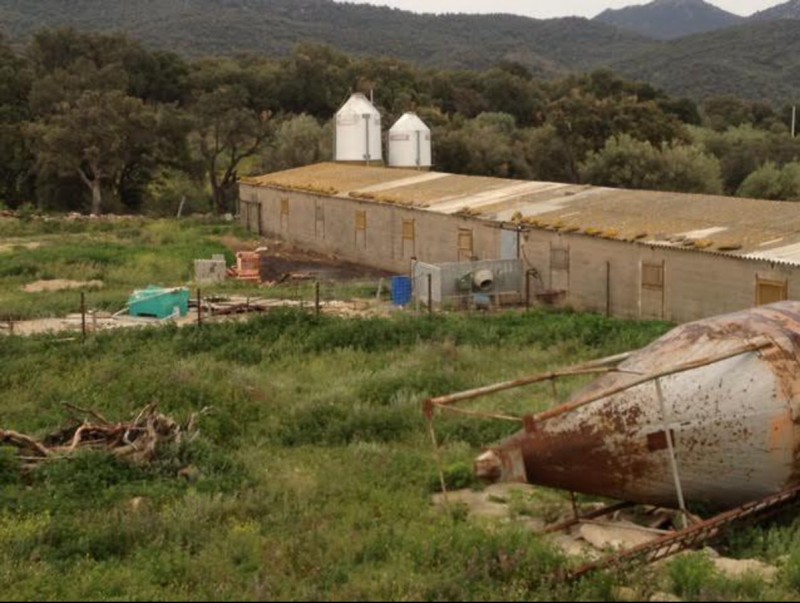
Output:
770 413 793 452
466 301 800 509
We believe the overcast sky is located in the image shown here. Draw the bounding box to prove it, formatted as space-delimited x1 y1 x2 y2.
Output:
334 1 784 19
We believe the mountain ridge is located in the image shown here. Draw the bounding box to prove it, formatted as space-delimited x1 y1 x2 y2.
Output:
750 0 800 20
1 0 800 103
593 0 744 39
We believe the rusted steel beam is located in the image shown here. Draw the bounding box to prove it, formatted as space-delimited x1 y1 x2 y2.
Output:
565 483 800 582
540 500 633 535
532 337 772 425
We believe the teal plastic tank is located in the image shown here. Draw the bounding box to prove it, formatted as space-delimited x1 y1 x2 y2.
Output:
128 286 189 319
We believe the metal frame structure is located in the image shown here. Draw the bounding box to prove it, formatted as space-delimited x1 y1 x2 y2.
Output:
423 337 784 580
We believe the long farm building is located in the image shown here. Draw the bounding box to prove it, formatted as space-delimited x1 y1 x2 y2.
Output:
240 162 800 323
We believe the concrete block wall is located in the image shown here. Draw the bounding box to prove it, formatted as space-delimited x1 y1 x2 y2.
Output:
520 231 800 323
240 183 800 324
239 184 501 273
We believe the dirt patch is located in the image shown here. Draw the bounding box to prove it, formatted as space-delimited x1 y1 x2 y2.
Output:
0 241 42 253
249 238 396 282
260 255 394 282
23 279 103 293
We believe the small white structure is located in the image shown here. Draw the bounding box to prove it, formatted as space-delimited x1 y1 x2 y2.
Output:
334 93 383 163
388 112 432 169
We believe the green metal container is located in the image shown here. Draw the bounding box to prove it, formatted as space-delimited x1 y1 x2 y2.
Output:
128 286 189 319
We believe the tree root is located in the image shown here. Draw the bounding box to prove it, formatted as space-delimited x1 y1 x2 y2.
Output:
0 402 211 471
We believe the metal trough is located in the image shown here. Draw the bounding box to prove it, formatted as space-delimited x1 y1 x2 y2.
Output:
426 301 800 511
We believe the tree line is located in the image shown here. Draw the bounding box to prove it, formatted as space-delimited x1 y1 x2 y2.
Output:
2 28 800 215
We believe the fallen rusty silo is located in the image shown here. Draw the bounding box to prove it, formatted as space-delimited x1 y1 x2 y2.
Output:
454 302 800 510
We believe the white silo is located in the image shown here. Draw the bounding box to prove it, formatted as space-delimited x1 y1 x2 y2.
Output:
334 92 383 164
388 112 432 169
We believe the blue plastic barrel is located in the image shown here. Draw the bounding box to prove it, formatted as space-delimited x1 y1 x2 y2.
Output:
391 276 412 306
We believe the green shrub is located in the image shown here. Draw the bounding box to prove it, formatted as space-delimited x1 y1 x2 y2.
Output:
277 404 418 447
668 552 717 599
0 446 21 485
429 462 476 492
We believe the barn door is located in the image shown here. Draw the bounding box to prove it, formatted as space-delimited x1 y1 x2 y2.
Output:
242 200 261 235
755 277 787 306
457 228 474 261
355 210 367 249
549 244 569 292
250 201 262 235
640 260 665 319
315 203 325 239
402 219 415 258
501 229 517 260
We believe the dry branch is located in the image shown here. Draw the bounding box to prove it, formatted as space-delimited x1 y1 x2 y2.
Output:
0 403 208 471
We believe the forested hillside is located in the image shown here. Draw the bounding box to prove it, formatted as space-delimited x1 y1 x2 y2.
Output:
3 0 800 103
0 0 652 74
613 19 800 102
2 27 799 216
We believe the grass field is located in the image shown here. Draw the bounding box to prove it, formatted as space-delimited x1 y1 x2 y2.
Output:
2 217 800 601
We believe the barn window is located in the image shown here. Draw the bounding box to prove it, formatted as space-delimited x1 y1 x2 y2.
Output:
402 219 415 241
402 218 416 257
550 248 570 271
756 277 788 306
642 262 664 289
280 198 289 230
315 204 325 239
458 228 474 260
355 210 367 231
355 210 367 248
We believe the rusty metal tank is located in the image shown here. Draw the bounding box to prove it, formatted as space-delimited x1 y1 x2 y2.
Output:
475 301 800 510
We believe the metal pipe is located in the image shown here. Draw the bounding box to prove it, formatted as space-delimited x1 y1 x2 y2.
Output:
426 418 449 505
525 269 531 311
363 113 370 162
425 366 616 411
427 273 432 317
80 292 86 341
655 378 687 516
424 349 638 417
434 405 523 423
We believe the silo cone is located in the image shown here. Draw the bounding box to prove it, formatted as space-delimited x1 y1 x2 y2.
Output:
475 301 800 510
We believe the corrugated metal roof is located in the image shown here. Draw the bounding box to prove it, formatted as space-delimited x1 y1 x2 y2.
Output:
241 163 800 266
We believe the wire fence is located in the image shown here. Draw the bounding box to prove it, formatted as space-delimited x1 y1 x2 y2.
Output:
1 271 548 340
